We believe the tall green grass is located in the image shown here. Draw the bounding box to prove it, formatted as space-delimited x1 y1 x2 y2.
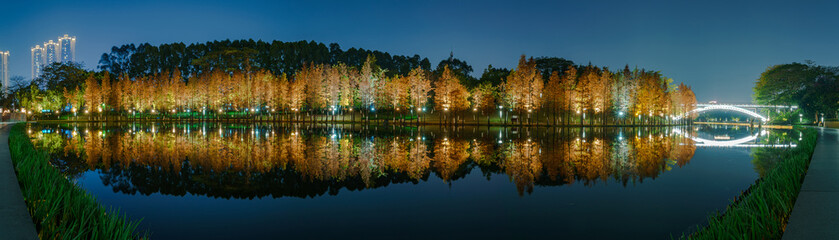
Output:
9 123 147 239
679 128 818 239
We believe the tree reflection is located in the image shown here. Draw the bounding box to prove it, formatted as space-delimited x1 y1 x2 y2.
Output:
27 123 705 198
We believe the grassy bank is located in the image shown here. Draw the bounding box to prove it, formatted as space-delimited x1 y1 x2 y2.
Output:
679 127 818 239
8 123 146 239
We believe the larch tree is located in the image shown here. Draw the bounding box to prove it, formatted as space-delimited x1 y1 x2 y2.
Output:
560 66 578 124
543 71 563 125
576 66 597 124
301 64 326 117
99 71 112 113
270 73 289 114
83 74 100 114
611 66 638 124
407 67 432 122
503 55 543 123
434 65 469 124
470 82 497 125
358 56 379 114
337 64 356 113
289 71 307 117
591 67 612 123
324 65 342 112
384 75 408 114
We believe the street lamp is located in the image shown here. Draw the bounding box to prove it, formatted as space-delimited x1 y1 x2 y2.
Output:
821 113 825 126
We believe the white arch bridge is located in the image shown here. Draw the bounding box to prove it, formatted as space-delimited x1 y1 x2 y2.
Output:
673 103 797 123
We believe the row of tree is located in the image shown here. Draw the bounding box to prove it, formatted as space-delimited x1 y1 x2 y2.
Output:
22 54 697 125
13 39 698 125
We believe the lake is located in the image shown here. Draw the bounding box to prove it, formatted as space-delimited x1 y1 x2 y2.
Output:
25 123 800 239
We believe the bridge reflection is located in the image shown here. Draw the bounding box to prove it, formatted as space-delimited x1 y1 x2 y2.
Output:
673 127 797 148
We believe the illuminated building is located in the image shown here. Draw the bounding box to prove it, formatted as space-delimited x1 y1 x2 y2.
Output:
31 45 44 79
0 51 8 96
58 34 76 63
43 40 59 64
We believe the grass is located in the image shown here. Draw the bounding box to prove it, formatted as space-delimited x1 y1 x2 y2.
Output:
678 127 818 239
8 123 147 239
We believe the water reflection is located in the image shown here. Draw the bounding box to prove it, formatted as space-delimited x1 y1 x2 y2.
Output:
26 123 793 198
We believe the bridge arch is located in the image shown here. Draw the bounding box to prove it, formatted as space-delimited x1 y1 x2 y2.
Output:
675 105 769 122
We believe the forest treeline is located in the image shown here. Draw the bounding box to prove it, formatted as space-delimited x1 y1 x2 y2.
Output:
15 39 696 125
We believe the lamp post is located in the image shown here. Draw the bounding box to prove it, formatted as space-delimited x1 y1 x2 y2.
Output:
821 113 825 127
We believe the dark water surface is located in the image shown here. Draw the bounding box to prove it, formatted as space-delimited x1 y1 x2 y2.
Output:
26 123 800 239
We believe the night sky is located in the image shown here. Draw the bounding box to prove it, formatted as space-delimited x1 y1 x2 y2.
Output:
1 0 837 103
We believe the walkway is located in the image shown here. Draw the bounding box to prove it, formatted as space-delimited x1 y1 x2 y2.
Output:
783 127 839 239
0 123 38 239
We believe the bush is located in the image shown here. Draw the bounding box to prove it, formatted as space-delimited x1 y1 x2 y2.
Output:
9 123 146 239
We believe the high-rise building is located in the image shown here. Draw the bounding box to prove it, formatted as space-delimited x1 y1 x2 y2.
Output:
58 34 75 63
0 51 8 96
31 34 76 79
43 40 59 64
31 45 44 79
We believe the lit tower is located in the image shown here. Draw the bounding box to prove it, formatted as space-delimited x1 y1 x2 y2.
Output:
43 40 60 64
58 34 76 63
31 45 45 79
0 51 8 96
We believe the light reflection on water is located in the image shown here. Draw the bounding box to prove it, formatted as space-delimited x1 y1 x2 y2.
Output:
26 123 799 239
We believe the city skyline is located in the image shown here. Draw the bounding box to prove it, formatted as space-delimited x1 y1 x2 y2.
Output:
30 34 76 79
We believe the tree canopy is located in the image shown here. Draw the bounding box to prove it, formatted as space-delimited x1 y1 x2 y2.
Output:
98 39 432 79
754 62 839 118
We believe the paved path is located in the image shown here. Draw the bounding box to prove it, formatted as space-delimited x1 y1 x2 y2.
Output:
0 124 38 239
0 123 38 239
783 127 839 239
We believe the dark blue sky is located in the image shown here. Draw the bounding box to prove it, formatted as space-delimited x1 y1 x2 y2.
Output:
1 0 837 102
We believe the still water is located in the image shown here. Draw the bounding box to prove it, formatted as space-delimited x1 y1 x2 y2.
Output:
26 123 800 239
